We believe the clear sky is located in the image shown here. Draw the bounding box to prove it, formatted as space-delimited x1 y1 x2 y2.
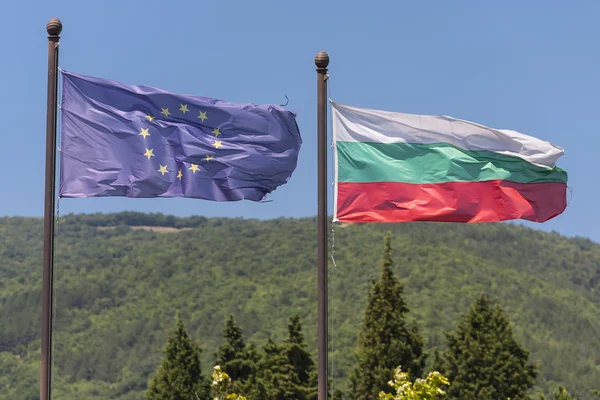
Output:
3 0 598 242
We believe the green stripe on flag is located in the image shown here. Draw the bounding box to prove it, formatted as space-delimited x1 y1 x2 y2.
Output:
336 141 567 184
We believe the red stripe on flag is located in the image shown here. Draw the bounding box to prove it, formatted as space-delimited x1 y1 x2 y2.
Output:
336 180 567 223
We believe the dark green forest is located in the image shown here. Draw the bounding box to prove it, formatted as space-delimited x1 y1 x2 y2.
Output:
0 213 599 399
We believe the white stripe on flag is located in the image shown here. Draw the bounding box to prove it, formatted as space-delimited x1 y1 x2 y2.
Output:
332 101 564 168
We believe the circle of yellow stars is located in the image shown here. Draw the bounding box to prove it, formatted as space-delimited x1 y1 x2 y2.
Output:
139 104 223 180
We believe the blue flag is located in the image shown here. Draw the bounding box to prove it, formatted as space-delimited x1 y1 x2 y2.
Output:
59 71 302 202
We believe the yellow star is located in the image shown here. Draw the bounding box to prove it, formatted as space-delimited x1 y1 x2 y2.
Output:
158 165 169 175
177 169 183 180
139 128 150 139
145 115 154 121
143 148 155 159
213 140 222 149
205 155 214 162
189 164 200 174
212 128 221 137
179 104 189 114
161 108 170 117
198 111 208 122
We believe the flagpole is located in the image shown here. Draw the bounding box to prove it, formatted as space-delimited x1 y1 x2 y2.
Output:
315 50 329 400
42 17 61 400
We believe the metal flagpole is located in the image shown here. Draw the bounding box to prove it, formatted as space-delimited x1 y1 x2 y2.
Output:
315 50 329 400
42 17 62 400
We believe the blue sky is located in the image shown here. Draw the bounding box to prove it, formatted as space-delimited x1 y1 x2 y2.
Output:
3 0 598 242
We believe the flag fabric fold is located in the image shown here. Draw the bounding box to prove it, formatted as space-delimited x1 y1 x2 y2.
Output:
332 101 568 223
59 71 302 202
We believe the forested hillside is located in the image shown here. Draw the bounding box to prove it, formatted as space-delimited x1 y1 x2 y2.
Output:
0 213 599 399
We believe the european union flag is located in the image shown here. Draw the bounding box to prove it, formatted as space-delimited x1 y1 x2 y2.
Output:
59 71 302 202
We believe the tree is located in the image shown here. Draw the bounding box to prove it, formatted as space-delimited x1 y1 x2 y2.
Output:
539 386 581 400
211 365 247 400
248 315 318 400
350 233 426 400
378 366 449 400
435 294 537 400
146 312 209 400
552 386 579 400
282 314 318 400
539 386 600 400
215 315 258 391
247 336 286 399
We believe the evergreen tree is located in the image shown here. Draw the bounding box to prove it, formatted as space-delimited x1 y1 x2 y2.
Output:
248 316 318 400
282 315 318 400
247 336 288 399
146 312 209 400
435 294 537 400
214 314 257 390
350 233 426 400
552 386 579 400
539 386 582 400
237 342 262 396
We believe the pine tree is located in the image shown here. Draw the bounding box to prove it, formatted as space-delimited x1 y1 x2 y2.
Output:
552 386 579 400
540 386 583 400
248 316 318 400
214 314 258 391
248 336 288 399
350 233 426 400
282 314 318 400
435 294 537 400
146 312 209 400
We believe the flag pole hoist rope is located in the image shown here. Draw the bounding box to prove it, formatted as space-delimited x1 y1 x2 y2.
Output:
42 17 62 400
315 50 329 400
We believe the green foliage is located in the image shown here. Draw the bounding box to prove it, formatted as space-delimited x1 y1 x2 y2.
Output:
1 214 600 399
248 315 318 400
146 312 209 400
283 315 318 397
350 233 426 399
378 366 449 400
211 365 247 400
435 294 537 400
553 386 580 400
540 386 600 400
248 336 285 399
215 315 257 393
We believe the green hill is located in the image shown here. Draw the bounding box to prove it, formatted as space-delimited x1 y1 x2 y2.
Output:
0 213 599 399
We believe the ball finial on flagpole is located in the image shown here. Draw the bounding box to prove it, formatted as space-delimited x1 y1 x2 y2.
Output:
315 51 329 70
46 17 62 36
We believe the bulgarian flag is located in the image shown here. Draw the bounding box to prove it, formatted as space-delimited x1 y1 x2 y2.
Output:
332 102 568 223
